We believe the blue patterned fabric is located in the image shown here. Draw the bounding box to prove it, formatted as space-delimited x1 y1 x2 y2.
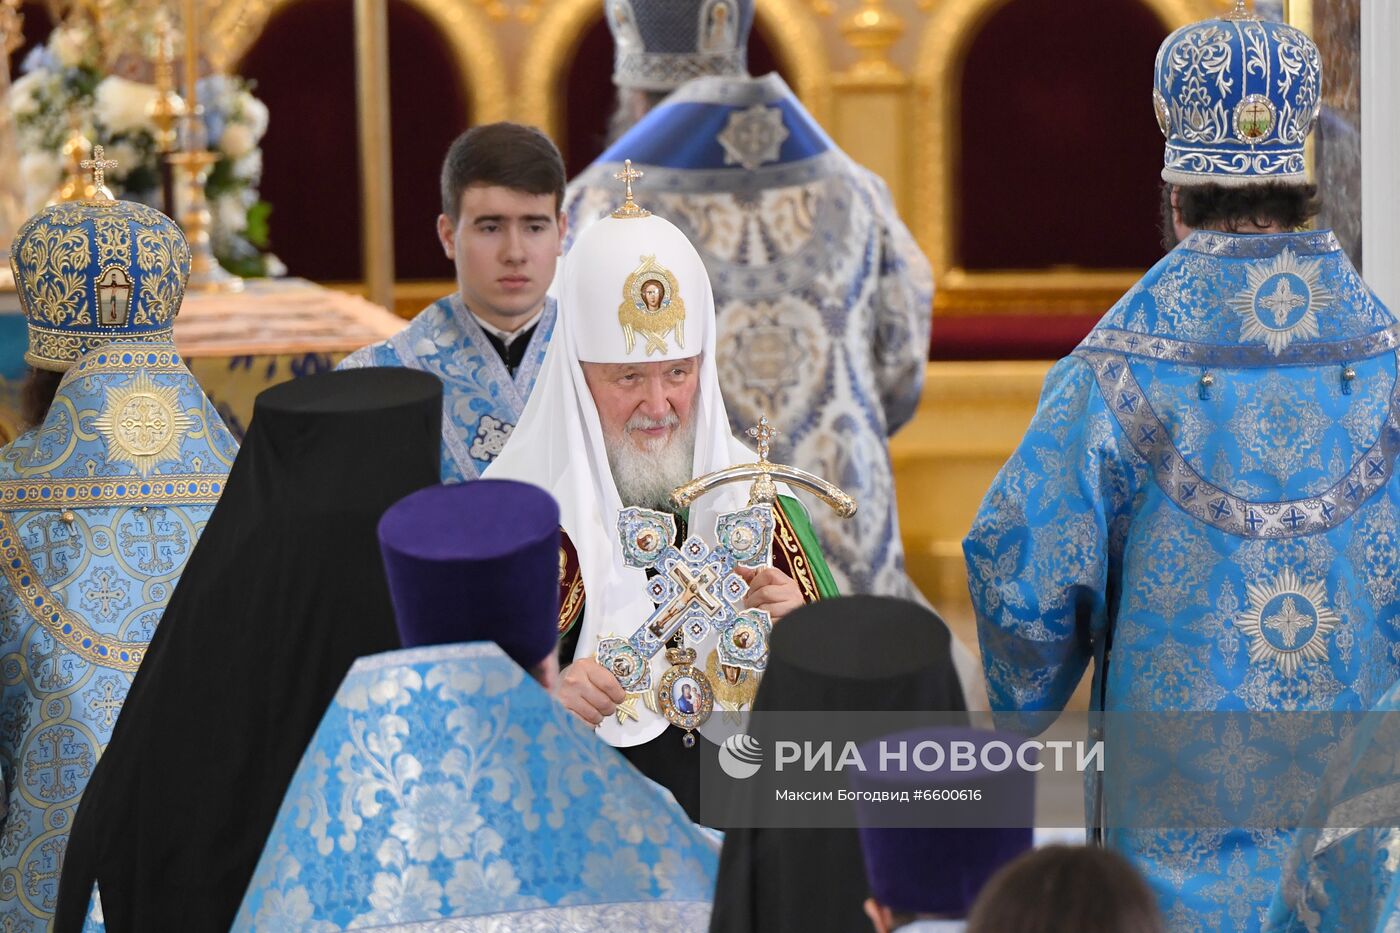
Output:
232 643 717 932
1265 679 1400 932
965 230 1400 931
338 296 555 482
1154 9 1321 186
0 342 234 929
566 74 933 602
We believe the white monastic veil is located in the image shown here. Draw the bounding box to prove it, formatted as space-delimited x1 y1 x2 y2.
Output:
486 210 759 747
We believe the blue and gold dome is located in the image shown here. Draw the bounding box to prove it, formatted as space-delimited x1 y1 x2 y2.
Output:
1153 2 1321 187
10 182 190 372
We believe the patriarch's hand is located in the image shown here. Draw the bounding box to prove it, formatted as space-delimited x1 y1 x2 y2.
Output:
556 656 627 726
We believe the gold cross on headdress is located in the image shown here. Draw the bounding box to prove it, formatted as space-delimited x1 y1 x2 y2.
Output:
80 146 117 199
746 415 779 462
611 159 651 219
1222 0 1258 21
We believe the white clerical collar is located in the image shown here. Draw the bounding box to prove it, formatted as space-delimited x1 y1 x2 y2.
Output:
465 302 543 350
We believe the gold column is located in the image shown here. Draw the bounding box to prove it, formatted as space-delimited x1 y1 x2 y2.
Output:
355 0 395 311
831 0 909 213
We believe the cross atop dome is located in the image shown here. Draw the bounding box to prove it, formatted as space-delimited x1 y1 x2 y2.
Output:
611 159 651 219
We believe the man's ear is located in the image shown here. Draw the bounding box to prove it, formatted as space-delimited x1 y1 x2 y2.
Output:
1169 185 1181 225
863 897 892 933
437 214 455 260
556 210 569 256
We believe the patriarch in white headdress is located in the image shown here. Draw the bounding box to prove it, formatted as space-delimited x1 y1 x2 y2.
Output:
486 170 815 749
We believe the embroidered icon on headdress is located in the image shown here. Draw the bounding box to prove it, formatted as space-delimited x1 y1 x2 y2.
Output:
619 254 686 355
96 266 133 326
1234 94 1277 143
1230 247 1334 355
1152 89 1171 138
1235 569 1340 677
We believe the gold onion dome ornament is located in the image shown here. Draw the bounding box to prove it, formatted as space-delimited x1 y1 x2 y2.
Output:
11 146 192 371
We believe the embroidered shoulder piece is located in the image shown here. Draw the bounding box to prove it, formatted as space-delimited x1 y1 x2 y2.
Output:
1080 324 1400 369
772 499 821 602
1076 349 1400 538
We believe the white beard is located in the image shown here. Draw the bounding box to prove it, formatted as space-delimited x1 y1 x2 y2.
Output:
604 413 697 513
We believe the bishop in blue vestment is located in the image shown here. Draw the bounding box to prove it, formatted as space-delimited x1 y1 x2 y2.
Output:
0 192 234 929
965 8 1400 930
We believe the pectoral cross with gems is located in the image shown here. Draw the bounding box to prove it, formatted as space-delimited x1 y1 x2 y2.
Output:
80 146 117 200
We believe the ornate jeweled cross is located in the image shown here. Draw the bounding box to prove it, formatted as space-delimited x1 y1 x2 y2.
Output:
602 506 775 680
80 146 117 196
746 415 779 462
611 159 651 219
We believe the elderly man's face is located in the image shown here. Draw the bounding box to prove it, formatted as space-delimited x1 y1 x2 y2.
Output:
581 356 700 454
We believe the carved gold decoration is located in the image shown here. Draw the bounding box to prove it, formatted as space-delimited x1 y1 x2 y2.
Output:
838 0 905 85
469 0 545 23
226 0 507 125
169 150 242 293
912 0 1221 316
147 14 185 155
519 0 830 145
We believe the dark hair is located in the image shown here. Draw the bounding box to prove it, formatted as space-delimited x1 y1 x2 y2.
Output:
965 845 1165 933
607 88 669 145
1159 181 1322 249
21 367 63 429
439 122 566 219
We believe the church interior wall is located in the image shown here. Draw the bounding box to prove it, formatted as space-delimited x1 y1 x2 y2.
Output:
0 0 1283 689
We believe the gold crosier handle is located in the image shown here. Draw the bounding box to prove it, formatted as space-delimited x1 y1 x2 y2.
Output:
669 415 857 518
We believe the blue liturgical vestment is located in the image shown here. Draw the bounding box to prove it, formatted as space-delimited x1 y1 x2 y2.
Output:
0 344 234 928
965 230 1400 931
564 74 933 600
338 295 555 481
231 642 718 931
1264 675 1400 932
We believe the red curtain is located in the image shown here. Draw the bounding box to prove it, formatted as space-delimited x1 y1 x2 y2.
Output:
240 0 469 282
956 0 1167 271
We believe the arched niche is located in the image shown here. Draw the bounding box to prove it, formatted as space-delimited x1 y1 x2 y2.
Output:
913 0 1221 311
558 14 788 176
519 0 830 168
957 0 1166 271
238 0 475 281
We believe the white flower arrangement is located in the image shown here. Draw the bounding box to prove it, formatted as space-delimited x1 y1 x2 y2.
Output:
6 25 280 277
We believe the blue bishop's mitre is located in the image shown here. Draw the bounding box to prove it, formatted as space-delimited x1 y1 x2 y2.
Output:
10 197 190 371
1153 4 1321 187
606 0 753 91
